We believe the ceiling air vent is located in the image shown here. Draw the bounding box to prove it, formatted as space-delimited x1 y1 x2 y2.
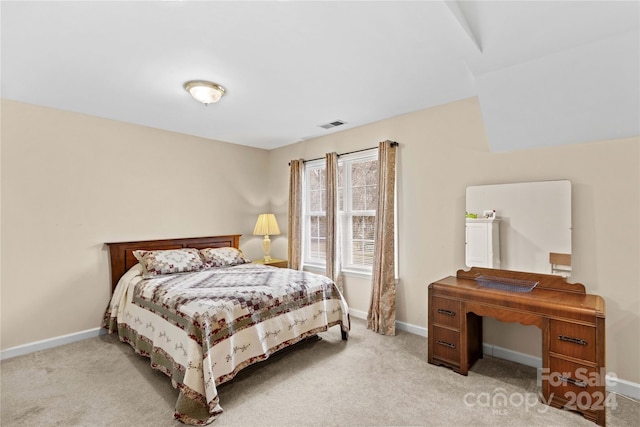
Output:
318 120 347 130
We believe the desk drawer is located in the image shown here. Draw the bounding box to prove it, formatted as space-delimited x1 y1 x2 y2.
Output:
550 320 596 362
547 357 604 409
431 326 461 365
431 297 461 329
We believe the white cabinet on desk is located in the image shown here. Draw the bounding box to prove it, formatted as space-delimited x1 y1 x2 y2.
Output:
465 218 500 268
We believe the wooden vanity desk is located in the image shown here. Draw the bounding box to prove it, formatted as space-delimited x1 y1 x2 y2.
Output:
428 267 606 426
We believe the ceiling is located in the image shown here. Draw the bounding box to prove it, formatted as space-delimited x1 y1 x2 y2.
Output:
2 1 638 151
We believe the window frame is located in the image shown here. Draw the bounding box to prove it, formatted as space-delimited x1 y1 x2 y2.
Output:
338 151 378 273
302 159 328 268
301 150 379 274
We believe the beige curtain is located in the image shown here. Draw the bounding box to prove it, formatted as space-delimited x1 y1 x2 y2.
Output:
325 152 344 292
288 159 304 270
367 140 397 335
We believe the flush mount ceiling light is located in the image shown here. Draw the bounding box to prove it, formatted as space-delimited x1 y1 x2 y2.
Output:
184 80 225 105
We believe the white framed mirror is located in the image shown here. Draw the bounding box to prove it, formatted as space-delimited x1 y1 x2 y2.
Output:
465 180 572 276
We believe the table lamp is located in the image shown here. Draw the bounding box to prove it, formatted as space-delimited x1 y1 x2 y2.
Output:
253 213 281 262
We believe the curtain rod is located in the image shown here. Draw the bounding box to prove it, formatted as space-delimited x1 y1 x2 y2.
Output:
288 141 398 166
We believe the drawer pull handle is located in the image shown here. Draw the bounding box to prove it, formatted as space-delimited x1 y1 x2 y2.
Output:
558 335 588 346
436 340 456 349
437 309 456 317
558 376 587 388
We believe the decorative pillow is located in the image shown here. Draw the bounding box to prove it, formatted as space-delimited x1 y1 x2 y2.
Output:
133 248 205 278
199 247 251 268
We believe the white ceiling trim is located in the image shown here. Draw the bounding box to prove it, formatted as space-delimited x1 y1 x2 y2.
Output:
444 0 483 53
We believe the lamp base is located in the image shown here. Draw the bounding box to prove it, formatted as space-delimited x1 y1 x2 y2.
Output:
262 235 272 263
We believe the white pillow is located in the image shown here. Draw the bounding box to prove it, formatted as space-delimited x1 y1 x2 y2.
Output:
199 247 251 268
133 248 205 278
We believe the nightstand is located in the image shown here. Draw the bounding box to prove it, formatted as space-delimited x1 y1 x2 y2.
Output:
252 258 288 269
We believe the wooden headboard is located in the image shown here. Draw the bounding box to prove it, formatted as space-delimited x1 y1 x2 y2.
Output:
106 235 241 292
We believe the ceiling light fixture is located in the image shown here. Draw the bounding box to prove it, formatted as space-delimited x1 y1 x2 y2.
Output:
184 80 225 105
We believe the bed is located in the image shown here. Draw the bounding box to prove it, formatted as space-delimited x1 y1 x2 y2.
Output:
103 235 349 425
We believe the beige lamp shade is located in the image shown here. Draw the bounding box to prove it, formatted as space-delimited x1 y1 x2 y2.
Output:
253 214 281 236
253 214 280 262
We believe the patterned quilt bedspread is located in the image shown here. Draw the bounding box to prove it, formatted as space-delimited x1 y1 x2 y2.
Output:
103 263 349 425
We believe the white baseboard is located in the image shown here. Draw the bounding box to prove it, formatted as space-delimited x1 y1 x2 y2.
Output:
0 327 106 360
483 343 543 369
397 320 428 337
349 309 429 337
349 308 367 320
607 375 640 400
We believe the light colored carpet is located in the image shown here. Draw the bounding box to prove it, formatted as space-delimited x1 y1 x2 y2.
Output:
1 318 638 426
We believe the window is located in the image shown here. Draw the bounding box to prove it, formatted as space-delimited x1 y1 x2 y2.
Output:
303 150 378 273
306 164 327 261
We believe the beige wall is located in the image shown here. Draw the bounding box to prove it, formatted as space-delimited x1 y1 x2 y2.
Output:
1 100 270 349
2 97 638 386
268 97 640 384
